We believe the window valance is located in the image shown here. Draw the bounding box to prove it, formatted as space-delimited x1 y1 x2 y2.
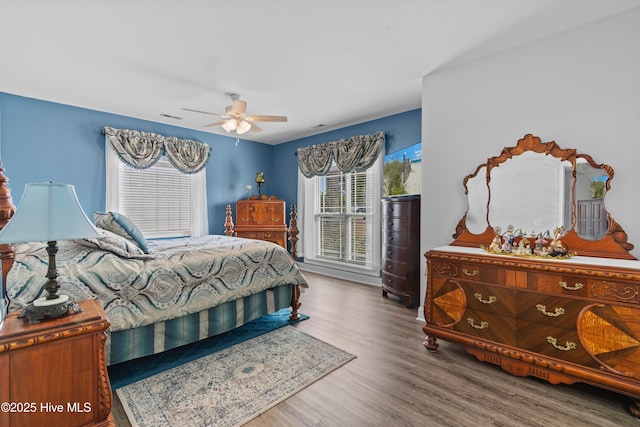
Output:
103 126 211 174
296 131 385 177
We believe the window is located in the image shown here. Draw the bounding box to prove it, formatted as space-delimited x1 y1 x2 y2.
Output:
301 156 382 276
117 158 191 238
105 144 208 238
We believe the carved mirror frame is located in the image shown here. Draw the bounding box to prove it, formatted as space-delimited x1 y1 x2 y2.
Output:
452 134 635 260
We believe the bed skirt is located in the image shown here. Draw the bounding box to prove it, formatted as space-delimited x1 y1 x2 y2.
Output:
106 284 293 365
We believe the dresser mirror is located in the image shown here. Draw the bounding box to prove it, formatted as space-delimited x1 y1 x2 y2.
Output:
452 134 634 259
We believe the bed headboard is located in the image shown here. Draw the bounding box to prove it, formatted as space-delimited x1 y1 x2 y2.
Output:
0 162 16 286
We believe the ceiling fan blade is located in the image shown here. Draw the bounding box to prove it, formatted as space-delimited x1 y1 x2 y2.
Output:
182 108 224 117
203 121 227 127
245 115 288 122
249 122 263 132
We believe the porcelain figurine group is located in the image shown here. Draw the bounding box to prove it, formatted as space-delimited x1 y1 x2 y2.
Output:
485 225 573 258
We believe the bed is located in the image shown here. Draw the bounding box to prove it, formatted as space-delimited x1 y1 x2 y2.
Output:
2 205 307 365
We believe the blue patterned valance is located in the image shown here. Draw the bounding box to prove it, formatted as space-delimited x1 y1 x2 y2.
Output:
103 127 211 174
296 131 385 177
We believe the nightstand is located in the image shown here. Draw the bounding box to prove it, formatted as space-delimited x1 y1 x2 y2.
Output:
0 299 114 427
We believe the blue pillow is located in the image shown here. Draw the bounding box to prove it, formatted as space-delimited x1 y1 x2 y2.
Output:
75 229 153 259
93 212 150 253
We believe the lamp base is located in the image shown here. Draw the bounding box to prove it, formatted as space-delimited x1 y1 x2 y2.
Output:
19 294 82 324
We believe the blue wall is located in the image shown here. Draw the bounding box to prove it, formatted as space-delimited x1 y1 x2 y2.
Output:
0 92 421 233
0 93 274 233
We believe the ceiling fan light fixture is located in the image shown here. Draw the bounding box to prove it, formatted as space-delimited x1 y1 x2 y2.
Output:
222 119 237 132
236 120 251 135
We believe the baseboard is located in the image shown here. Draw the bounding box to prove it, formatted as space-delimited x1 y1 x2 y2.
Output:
297 262 381 287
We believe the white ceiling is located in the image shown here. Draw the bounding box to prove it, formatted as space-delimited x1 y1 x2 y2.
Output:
2 0 640 145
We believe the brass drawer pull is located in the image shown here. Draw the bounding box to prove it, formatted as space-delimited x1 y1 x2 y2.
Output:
559 281 583 291
546 336 576 351
536 304 565 317
467 318 489 329
463 269 479 277
474 293 497 304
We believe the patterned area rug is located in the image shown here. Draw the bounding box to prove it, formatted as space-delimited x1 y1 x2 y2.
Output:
108 308 308 390
117 326 356 426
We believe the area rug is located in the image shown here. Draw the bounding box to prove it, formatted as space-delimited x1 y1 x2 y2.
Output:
108 308 309 389
116 325 356 427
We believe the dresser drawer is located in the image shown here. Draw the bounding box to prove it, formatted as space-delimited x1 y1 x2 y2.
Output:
382 201 414 218
460 283 516 317
453 309 516 346
430 260 498 284
516 293 586 327
381 272 414 298
382 216 412 233
383 259 408 278
236 200 285 226
235 231 286 248
382 231 410 247
527 272 589 298
517 321 597 367
383 244 408 262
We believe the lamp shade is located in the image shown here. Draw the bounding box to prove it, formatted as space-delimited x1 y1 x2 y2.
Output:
0 182 101 243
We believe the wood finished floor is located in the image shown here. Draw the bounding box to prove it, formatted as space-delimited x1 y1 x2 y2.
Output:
111 272 638 426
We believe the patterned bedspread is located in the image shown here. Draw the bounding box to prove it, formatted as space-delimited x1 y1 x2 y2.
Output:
7 235 308 332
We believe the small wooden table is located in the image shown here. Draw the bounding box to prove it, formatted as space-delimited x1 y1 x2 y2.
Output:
0 299 114 427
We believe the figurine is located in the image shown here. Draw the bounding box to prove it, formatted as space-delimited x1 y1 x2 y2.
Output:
549 226 569 256
489 227 503 252
534 232 549 256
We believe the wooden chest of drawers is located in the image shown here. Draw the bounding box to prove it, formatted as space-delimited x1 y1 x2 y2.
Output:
424 246 640 415
235 197 287 249
381 196 420 308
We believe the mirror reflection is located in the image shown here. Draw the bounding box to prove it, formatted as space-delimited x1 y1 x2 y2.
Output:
453 134 634 260
575 159 609 241
488 152 572 237
465 165 489 235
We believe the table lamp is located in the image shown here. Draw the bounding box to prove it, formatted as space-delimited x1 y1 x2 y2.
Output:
255 172 265 196
0 182 102 324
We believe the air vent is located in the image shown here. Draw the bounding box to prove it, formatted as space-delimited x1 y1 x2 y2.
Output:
161 113 182 120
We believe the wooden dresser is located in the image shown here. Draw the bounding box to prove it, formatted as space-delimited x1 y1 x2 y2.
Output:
0 299 114 427
381 195 420 308
424 134 640 417
235 197 287 249
424 246 640 414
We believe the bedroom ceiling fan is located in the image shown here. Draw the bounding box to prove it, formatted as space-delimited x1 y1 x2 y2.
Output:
182 94 287 135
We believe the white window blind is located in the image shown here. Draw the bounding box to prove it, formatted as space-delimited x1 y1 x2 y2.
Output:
306 157 381 274
117 158 191 238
